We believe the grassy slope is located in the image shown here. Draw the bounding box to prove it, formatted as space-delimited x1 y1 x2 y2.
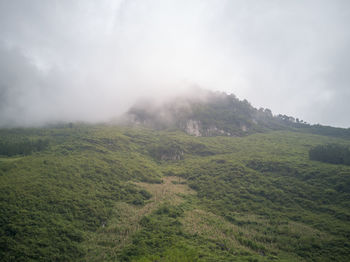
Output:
1 124 350 261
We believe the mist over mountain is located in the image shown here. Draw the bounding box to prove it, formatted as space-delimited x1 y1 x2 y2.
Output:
122 88 301 136
123 88 350 140
1 0 350 127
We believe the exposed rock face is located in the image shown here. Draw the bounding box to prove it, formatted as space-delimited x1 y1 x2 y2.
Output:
160 151 184 161
203 126 232 136
183 120 234 137
185 120 202 137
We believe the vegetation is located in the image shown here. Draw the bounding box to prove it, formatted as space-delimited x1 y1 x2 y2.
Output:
126 90 350 141
125 90 298 136
309 143 350 165
0 137 49 156
1 122 350 261
302 125 350 139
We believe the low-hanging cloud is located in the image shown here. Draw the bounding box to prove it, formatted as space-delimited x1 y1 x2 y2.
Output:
0 0 349 127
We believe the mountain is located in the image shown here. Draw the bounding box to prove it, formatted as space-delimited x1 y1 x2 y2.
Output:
123 89 308 137
1 91 350 261
124 89 350 140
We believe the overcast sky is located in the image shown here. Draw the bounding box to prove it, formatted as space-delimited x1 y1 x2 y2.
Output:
0 0 349 127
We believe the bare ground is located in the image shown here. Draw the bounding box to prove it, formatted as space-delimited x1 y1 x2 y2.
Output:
83 176 194 261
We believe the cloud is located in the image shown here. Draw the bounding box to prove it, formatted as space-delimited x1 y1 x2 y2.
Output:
0 0 349 127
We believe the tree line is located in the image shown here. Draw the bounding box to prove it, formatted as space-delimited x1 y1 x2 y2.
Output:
0 138 49 156
309 143 350 165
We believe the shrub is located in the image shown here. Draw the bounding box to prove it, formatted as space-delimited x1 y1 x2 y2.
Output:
309 144 350 165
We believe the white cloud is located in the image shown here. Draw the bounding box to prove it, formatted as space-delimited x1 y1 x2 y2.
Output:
0 0 349 127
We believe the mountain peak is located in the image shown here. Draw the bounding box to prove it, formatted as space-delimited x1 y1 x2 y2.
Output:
122 89 304 136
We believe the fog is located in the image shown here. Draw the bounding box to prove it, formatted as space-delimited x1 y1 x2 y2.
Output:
0 0 349 127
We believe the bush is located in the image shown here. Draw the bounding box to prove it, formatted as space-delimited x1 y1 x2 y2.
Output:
309 144 350 165
0 138 49 156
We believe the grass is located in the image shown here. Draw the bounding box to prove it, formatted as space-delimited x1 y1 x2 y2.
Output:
1 124 350 261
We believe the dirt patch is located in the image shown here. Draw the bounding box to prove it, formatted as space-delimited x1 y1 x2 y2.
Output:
135 176 194 206
181 209 272 254
83 176 194 261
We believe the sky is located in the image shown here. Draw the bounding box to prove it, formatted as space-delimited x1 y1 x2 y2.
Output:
0 0 349 127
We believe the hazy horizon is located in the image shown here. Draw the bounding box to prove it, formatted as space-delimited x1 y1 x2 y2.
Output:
1 0 349 128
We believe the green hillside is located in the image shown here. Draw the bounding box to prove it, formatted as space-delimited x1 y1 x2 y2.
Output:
1 123 350 261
